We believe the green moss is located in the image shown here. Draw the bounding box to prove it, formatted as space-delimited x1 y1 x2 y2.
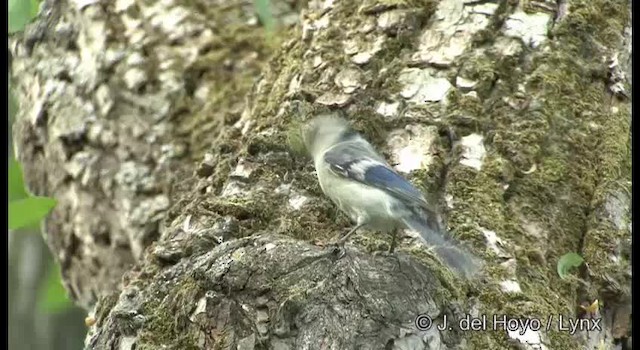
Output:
441 0 630 347
360 0 433 12
185 0 443 245
94 292 120 327
553 0 628 45
406 246 464 301
137 277 203 349
162 0 628 346
174 12 285 160
458 54 499 98
285 121 306 156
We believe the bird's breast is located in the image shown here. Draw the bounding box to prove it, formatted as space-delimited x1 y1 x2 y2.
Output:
316 163 403 231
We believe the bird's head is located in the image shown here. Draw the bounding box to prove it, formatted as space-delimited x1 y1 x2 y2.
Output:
301 115 356 157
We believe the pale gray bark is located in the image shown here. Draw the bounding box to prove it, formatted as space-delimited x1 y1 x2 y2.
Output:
10 0 631 349
10 0 300 309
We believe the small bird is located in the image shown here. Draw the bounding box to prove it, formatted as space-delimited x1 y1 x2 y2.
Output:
301 115 481 278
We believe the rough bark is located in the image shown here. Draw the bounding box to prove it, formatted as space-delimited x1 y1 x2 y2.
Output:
9 0 298 309
10 0 631 349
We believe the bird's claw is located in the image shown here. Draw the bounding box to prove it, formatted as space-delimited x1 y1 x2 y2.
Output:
314 240 346 259
324 240 347 259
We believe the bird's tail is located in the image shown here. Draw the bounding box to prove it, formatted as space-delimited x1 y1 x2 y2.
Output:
402 212 482 279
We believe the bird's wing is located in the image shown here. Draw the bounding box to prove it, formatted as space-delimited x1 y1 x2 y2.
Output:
323 141 430 209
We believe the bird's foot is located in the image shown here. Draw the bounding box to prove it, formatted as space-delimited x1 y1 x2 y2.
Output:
315 232 344 256
324 240 347 259
312 239 346 259
320 224 364 259
323 229 357 258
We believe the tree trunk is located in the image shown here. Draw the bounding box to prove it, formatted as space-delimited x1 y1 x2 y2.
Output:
10 0 631 349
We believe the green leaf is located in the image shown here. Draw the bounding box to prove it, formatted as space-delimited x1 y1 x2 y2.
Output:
9 0 36 33
9 157 29 201
38 264 72 313
557 252 584 280
9 196 56 230
253 0 275 32
30 0 41 18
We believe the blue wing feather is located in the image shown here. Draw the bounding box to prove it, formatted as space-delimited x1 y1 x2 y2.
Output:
323 141 429 208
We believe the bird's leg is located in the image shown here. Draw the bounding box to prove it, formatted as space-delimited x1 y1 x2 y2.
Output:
388 228 400 253
336 222 365 245
332 206 342 221
325 223 365 259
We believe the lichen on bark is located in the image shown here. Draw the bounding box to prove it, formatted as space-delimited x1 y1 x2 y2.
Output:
10 0 631 349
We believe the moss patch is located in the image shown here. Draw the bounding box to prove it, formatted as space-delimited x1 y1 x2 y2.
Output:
441 0 630 347
163 0 629 347
137 277 203 349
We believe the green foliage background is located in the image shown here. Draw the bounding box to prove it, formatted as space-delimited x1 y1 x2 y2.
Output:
8 0 40 33
556 252 585 280
253 0 276 32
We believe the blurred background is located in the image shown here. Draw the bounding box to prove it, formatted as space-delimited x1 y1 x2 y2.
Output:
9 0 278 348
9 94 87 349
9 1 87 349
8 230 87 350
